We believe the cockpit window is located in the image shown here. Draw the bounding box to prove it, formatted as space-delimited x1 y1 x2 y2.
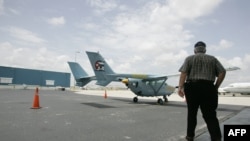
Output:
132 82 138 87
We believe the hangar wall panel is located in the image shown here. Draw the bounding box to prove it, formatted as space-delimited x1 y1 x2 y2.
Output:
0 66 70 87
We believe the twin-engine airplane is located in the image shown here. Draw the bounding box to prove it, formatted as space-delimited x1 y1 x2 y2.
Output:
68 51 240 104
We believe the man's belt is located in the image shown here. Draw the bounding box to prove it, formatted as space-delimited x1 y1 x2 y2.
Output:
186 79 214 84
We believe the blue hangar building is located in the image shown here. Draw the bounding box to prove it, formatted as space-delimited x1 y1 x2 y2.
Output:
0 66 70 87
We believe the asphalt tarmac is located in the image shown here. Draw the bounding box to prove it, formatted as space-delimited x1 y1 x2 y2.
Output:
0 88 249 141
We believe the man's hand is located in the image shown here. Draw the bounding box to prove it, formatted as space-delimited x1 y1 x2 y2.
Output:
178 72 187 98
178 87 185 98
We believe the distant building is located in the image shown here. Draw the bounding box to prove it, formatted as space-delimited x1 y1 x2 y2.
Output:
0 66 70 87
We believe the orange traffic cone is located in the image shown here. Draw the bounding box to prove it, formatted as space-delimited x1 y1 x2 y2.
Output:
31 87 41 109
104 89 107 99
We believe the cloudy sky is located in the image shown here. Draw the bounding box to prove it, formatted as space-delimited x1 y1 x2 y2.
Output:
0 0 249 87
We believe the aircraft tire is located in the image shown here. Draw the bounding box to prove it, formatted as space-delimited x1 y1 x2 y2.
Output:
157 98 164 105
133 97 138 103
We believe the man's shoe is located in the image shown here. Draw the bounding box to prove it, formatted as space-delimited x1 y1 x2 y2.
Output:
185 136 194 141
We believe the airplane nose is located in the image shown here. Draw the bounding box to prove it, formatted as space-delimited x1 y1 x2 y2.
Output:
121 79 129 84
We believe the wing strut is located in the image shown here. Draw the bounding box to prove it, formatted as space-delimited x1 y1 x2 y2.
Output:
147 77 167 96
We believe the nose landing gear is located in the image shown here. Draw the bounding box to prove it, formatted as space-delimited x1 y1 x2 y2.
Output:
133 97 138 103
157 95 168 105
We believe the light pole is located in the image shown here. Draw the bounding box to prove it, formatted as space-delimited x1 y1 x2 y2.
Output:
75 51 80 62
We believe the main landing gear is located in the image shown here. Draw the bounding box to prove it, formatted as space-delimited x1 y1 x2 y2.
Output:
157 95 168 105
157 98 164 105
163 95 168 102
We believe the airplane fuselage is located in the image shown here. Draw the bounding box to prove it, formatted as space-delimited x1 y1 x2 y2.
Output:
223 87 250 94
127 79 175 97
220 83 250 95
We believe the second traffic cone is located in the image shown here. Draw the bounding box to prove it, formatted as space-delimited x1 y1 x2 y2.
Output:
104 90 107 99
31 87 41 109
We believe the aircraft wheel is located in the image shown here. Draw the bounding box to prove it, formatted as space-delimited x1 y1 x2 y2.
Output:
157 98 164 105
133 97 138 103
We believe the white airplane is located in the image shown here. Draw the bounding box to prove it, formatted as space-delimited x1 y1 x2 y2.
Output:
219 83 250 96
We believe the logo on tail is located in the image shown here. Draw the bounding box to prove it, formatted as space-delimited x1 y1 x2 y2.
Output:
95 61 105 71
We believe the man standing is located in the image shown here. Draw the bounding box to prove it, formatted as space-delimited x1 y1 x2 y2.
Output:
178 41 226 141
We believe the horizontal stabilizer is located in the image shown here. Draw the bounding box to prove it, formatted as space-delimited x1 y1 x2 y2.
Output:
95 80 112 86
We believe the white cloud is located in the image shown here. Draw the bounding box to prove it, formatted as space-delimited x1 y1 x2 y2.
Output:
78 0 226 77
0 41 12 50
87 0 118 14
167 0 224 21
107 0 224 54
0 42 71 72
47 16 66 26
211 39 233 51
3 0 248 87
219 39 233 49
8 27 46 44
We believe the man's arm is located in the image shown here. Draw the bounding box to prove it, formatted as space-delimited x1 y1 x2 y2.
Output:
215 71 226 89
178 72 187 98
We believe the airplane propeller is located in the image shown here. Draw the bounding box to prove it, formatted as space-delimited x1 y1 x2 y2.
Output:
121 78 129 84
119 78 129 87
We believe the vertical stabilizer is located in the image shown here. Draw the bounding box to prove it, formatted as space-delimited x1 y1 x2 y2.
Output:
67 62 95 87
86 51 115 86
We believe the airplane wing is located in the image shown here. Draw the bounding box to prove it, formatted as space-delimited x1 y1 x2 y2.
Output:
86 51 240 87
158 66 240 79
160 66 240 78
166 73 180 77
163 66 240 78
102 66 239 83
225 66 240 71
107 74 170 83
